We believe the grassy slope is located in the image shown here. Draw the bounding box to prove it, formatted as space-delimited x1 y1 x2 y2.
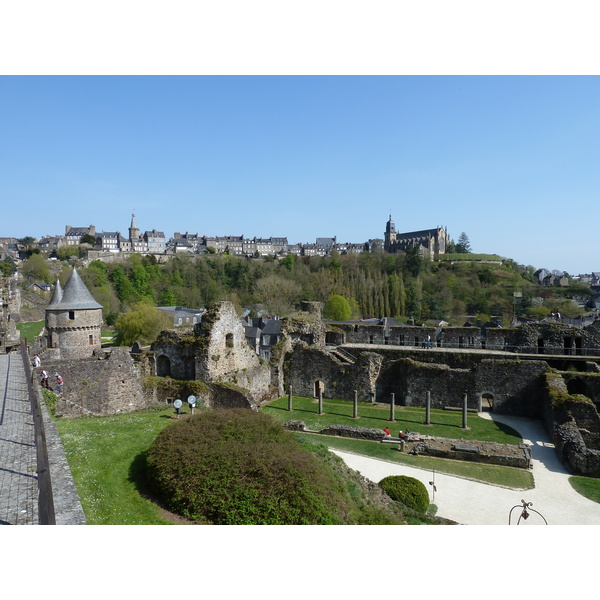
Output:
56 407 178 524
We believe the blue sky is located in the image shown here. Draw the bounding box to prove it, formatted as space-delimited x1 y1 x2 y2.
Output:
2 75 599 275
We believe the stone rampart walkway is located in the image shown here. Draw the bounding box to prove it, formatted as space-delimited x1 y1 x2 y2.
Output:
0 353 38 525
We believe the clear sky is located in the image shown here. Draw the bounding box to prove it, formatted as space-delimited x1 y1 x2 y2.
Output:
1 75 599 275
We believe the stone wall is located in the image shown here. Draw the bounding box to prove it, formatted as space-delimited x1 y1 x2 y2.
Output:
287 343 383 402
475 359 549 417
542 372 600 477
45 347 152 417
287 346 552 413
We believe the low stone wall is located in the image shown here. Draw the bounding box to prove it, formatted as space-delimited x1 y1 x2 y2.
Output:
284 420 385 441
405 435 532 469
283 421 531 469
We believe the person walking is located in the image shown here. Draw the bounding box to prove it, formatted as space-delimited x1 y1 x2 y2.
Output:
54 373 64 394
40 369 49 389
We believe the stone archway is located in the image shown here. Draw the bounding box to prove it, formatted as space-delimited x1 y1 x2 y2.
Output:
314 380 325 398
156 354 172 377
480 392 494 412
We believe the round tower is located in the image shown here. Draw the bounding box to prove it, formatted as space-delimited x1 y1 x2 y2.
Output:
45 268 103 359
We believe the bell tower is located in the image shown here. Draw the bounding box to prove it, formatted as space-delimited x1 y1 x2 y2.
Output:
384 214 396 252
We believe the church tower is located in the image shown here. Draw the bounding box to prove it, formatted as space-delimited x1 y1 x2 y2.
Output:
384 214 397 252
129 213 140 243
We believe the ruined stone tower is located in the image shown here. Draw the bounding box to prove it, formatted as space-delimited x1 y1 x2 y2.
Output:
45 268 103 359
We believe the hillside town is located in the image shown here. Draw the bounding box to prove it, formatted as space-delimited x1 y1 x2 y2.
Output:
1 213 599 286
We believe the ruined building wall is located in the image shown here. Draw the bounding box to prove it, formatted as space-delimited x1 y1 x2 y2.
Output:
46 347 151 417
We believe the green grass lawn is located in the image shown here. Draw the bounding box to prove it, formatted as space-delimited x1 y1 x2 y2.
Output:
261 396 523 444
55 406 186 524
16 320 45 342
55 397 533 525
303 433 533 489
261 397 533 490
569 476 600 504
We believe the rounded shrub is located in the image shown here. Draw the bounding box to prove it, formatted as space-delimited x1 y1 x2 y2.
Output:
378 475 430 513
146 409 351 524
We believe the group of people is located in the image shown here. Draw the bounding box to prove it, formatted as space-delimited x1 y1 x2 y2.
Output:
383 427 411 439
32 354 63 394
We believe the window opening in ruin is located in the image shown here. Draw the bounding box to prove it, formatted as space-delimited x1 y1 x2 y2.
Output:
399 335 405 346
537 338 544 354
567 378 587 396
458 336 464 349
369 335 374 344
384 336 389 345
226 333 234 348
89 335 93 345
564 337 574 356
69 311 75 320
157 355 172 377
414 336 419 347
575 337 583 356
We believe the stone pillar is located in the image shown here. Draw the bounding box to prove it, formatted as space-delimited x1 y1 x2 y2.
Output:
462 392 468 429
390 393 395 422
288 386 293 411
353 390 358 419
426 390 431 425
318 388 324 415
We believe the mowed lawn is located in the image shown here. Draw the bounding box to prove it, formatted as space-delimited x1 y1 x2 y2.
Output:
56 407 182 524
261 396 534 490
261 396 523 444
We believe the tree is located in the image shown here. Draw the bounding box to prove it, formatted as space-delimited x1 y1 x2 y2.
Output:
255 274 302 315
323 295 352 321
21 253 50 283
80 233 96 245
455 232 472 254
114 302 172 345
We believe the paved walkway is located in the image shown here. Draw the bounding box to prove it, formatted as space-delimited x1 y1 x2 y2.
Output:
0 353 38 525
332 411 600 525
0 352 86 525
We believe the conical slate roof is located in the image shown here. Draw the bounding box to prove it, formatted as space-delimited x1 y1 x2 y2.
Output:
49 268 103 310
47 279 63 307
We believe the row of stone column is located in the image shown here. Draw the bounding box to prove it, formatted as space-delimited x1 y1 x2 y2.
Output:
287 387 471 429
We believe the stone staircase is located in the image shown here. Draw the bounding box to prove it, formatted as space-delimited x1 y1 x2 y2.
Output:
327 346 357 365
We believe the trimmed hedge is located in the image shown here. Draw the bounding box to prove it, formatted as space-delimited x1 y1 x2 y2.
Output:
379 475 430 513
146 409 355 524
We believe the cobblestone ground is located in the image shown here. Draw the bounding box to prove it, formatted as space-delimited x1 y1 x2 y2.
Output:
0 353 38 525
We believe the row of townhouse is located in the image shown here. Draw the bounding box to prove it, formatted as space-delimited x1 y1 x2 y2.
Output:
171 233 377 257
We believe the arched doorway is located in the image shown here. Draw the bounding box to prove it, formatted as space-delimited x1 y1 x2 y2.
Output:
314 380 325 398
157 354 172 377
481 392 494 412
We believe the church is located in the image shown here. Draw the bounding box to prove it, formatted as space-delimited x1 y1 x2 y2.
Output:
383 215 450 260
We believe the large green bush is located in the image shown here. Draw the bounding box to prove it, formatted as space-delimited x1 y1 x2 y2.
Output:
378 475 430 513
146 409 355 524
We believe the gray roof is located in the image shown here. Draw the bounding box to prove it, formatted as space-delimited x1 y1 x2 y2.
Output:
49 269 103 310
47 279 63 307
